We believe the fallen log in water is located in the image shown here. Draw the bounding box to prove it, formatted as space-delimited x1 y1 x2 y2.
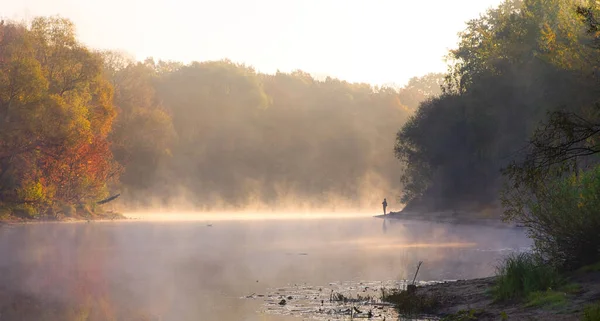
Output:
97 193 121 205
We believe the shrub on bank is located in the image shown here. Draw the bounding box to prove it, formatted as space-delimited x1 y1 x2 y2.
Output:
381 288 440 315
493 252 560 302
509 165 600 271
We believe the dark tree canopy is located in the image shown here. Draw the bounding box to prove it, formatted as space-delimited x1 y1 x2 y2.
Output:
395 0 600 213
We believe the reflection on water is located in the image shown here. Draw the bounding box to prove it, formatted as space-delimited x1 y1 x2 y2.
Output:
0 215 531 321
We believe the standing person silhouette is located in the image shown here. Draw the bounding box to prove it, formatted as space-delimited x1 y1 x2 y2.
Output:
382 198 388 215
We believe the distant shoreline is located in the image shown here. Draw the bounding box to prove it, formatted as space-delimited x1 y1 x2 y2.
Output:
374 210 524 229
0 212 127 225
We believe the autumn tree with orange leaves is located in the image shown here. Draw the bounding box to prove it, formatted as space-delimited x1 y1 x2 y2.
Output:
0 17 119 218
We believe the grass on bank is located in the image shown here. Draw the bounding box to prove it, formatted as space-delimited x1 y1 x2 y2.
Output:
524 290 567 308
583 302 600 321
493 253 597 310
440 309 485 321
493 252 561 302
578 262 600 274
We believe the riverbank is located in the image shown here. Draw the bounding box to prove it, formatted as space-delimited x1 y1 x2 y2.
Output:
0 211 127 225
390 266 600 320
374 209 522 229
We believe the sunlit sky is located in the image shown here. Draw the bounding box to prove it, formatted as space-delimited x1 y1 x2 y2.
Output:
2 0 503 86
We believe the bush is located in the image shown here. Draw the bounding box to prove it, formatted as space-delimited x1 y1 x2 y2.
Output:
12 204 39 219
0 205 12 220
62 204 77 217
525 290 567 308
507 165 600 271
493 252 560 302
75 204 94 218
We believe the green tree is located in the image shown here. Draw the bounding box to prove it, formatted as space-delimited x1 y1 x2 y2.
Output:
395 0 599 212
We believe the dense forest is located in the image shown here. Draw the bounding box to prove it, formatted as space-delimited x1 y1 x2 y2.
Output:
396 0 600 213
0 16 443 216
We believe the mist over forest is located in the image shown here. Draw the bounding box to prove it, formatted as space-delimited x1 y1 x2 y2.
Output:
0 16 444 215
3 0 600 218
109 58 443 210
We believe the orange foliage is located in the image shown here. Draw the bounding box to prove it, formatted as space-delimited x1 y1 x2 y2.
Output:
41 137 119 204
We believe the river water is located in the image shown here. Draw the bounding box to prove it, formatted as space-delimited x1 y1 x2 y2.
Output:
0 214 531 321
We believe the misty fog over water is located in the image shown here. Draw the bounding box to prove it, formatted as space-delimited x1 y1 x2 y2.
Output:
4 0 600 319
0 215 531 321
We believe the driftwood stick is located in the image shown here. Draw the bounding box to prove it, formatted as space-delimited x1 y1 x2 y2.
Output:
97 193 121 205
411 261 423 285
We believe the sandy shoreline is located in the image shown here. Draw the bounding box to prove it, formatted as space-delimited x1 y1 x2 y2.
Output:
409 268 600 320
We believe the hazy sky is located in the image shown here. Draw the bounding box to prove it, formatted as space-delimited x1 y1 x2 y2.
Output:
2 0 503 86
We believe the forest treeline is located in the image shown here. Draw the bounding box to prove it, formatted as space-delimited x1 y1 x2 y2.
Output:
0 17 443 216
396 0 600 212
